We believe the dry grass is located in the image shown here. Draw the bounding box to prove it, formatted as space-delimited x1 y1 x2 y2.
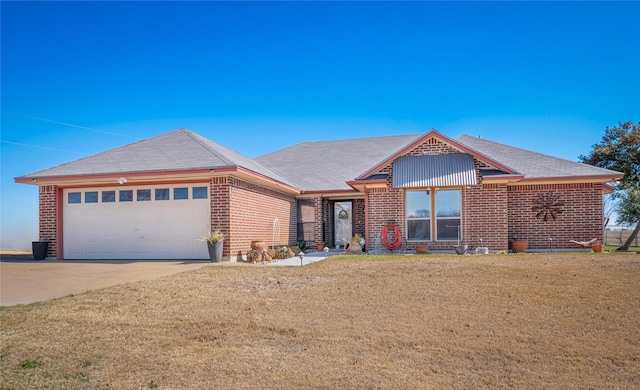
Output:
1 253 639 389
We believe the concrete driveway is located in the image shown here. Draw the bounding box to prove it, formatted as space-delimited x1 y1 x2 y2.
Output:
0 255 214 306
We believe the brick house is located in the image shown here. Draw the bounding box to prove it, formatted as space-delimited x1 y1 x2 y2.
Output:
15 129 622 260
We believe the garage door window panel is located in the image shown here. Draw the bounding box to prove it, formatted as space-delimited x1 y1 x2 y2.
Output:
68 192 81 204
119 190 133 202
193 186 208 199
174 187 188 200
155 188 170 200
85 191 98 203
102 191 116 203
137 189 151 201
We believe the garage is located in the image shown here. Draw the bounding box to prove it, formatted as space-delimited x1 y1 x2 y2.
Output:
63 184 210 259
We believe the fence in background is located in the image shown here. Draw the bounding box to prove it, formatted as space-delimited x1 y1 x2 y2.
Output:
604 228 639 247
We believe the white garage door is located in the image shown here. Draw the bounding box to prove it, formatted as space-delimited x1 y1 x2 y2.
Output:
63 184 211 259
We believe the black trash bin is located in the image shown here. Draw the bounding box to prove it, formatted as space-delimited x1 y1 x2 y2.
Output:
32 241 49 260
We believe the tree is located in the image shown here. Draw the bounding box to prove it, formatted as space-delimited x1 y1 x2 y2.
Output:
580 121 640 251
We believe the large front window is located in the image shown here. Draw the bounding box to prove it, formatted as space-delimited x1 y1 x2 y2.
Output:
406 189 462 241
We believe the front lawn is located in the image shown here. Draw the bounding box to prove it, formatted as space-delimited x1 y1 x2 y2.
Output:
1 253 639 389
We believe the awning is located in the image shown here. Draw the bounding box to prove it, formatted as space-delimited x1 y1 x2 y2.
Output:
392 153 478 188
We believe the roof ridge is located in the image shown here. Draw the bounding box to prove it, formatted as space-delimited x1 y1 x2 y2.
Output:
180 129 236 166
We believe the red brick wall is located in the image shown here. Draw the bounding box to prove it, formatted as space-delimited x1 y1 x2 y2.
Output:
353 198 366 238
507 183 604 250
363 137 608 253
313 196 323 245
227 177 297 261
367 166 405 251
465 183 509 250
38 185 59 259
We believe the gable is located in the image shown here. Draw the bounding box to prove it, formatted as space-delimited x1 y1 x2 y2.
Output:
392 154 478 188
357 130 515 180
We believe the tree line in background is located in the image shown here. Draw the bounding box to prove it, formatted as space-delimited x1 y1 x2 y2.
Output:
580 121 639 251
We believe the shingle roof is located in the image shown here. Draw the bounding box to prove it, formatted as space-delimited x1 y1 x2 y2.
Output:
19 129 295 186
255 134 423 191
456 135 622 179
18 129 622 191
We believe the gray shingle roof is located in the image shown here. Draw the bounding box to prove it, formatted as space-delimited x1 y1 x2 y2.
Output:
255 134 423 191
18 129 622 191
19 129 295 186
456 135 622 179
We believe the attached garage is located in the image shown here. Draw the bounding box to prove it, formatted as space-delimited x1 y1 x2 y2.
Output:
63 184 210 259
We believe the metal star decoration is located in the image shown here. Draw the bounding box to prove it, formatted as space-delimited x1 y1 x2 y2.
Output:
532 192 564 221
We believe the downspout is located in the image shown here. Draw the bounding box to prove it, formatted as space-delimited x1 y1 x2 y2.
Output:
364 184 369 252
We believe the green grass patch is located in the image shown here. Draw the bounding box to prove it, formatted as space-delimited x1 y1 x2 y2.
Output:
19 359 42 369
605 245 640 253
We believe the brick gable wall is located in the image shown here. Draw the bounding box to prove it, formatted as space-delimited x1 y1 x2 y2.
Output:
363 136 605 252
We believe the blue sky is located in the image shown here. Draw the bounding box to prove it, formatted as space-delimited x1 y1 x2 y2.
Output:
1 1 638 250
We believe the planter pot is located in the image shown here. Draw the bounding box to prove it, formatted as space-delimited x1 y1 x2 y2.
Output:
454 245 468 255
475 247 489 255
415 245 429 254
316 244 325 251
511 240 528 253
32 241 49 260
207 241 224 262
250 240 265 251
592 244 604 253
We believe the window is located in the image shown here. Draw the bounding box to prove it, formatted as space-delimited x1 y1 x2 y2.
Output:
406 190 431 241
102 191 116 203
85 191 98 203
174 187 188 200
406 188 461 241
155 188 170 200
137 189 151 201
68 192 81 204
119 190 133 202
192 186 208 199
435 189 461 241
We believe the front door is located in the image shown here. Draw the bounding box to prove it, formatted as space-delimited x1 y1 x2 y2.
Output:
334 201 352 247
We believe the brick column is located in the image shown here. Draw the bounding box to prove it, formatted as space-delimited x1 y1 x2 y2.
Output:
39 185 59 259
210 177 231 260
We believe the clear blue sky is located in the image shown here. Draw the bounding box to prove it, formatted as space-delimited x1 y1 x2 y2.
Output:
1 1 638 250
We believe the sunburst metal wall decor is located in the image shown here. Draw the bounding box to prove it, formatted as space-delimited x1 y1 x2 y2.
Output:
532 192 564 221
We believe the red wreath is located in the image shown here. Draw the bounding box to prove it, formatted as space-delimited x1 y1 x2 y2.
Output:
382 223 402 251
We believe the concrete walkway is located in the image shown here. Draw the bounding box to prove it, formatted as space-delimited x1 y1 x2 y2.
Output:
267 249 341 266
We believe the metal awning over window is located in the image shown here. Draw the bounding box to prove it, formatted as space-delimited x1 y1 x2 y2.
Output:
392 153 477 188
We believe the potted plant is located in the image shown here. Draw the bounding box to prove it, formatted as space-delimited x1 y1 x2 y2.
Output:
316 242 325 251
415 245 429 254
511 236 528 253
32 240 49 261
454 244 468 255
592 241 604 253
200 230 225 262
